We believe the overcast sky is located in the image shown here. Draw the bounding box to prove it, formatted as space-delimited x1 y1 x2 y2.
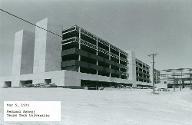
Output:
0 0 192 76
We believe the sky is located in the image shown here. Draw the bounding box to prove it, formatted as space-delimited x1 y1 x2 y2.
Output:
0 0 192 76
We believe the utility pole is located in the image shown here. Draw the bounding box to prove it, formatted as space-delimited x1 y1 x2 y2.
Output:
148 53 157 94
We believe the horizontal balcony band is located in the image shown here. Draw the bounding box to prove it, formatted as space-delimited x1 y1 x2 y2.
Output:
62 29 77 35
62 36 78 43
61 37 128 62
61 60 125 75
61 48 128 69
80 39 128 62
62 26 128 55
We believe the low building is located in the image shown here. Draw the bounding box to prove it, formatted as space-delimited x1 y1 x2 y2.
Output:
160 68 192 88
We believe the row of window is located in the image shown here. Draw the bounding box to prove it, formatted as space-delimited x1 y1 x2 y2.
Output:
136 67 149 74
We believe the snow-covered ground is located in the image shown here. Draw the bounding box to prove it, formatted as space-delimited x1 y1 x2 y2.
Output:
0 88 192 125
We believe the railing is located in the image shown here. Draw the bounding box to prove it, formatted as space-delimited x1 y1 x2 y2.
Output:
98 38 109 47
61 37 78 45
110 53 119 59
62 26 128 56
62 36 128 63
80 39 128 63
62 26 76 33
110 45 119 52
120 50 128 56
81 28 97 40
81 39 97 50
62 37 77 43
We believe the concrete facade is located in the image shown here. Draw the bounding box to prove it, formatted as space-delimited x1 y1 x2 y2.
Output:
33 18 61 73
12 30 35 75
0 70 131 88
127 50 136 87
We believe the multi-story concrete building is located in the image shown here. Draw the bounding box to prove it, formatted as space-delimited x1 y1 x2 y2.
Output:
61 25 128 79
135 58 150 83
0 18 159 88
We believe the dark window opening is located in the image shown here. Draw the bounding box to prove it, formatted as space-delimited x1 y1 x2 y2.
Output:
111 65 119 71
45 79 51 84
61 66 79 71
20 80 33 87
81 45 96 54
81 34 96 45
120 60 127 65
121 75 127 79
62 54 78 61
98 52 109 59
81 56 96 64
120 53 127 59
80 67 97 74
139 79 143 82
98 42 109 51
111 73 119 78
4 81 11 88
110 48 119 55
111 57 119 63
98 61 109 68
120 68 127 72
98 71 110 77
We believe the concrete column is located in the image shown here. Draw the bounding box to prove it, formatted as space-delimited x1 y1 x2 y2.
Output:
119 50 120 64
12 30 23 76
126 50 136 87
33 19 47 73
96 38 98 75
109 45 111 77
12 30 35 76
78 27 81 72
33 18 61 73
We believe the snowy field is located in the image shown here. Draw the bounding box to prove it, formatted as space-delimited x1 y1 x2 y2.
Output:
0 88 192 125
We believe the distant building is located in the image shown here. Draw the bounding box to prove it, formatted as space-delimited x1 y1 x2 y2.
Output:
160 68 192 88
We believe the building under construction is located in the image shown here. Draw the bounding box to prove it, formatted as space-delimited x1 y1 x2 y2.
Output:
0 18 159 88
61 25 128 79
